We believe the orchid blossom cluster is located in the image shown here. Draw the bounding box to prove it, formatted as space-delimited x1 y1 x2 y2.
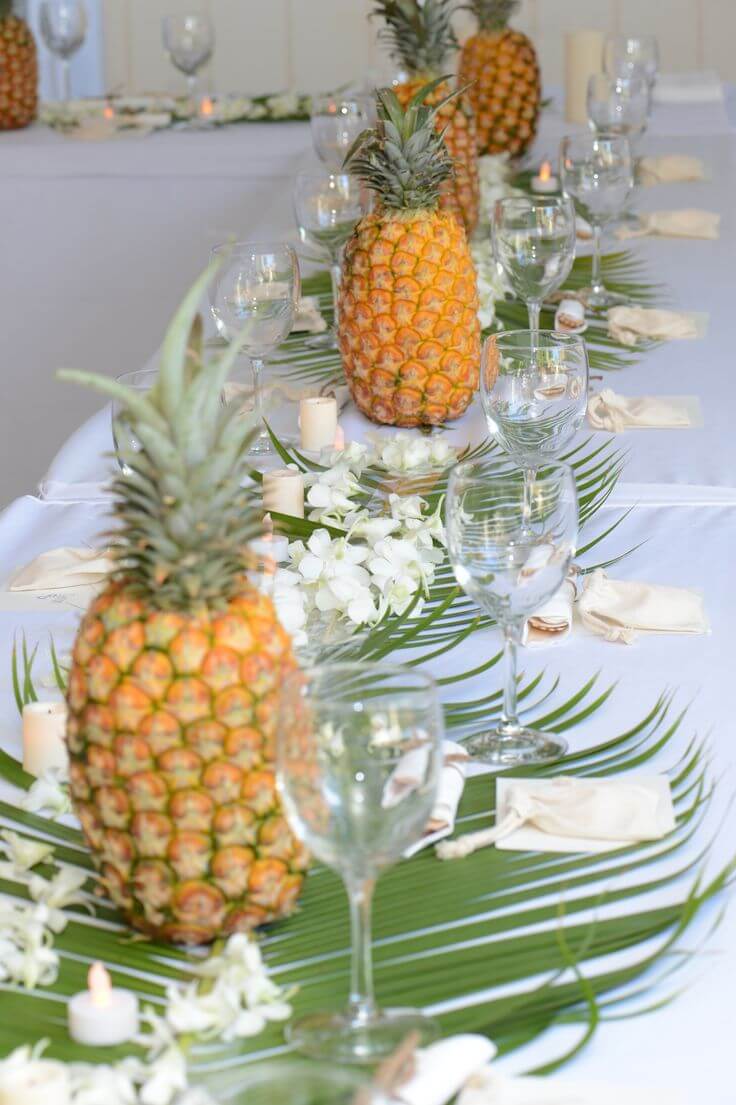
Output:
267 433 459 647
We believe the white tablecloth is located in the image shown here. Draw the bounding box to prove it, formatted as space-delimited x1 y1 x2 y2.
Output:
0 97 735 1101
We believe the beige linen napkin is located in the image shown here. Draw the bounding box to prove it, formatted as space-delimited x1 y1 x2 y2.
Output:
396 1036 497 1105
608 306 699 346
588 389 696 432
578 568 709 644
397 741 470 857
617 209 720 240
9 547 114 591
437 775 675 859
638 154 706 185
458 1066 686 1105
522 577 576 648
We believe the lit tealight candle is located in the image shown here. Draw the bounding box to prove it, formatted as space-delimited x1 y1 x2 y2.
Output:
299 396 338 452
68 962 139 1047
103 104 115 121
262 468 305 519
200 95 214 119
22 702 68 777
532 161 559 194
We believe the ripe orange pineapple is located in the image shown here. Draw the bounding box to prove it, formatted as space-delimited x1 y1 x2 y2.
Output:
60 276 309 946
0 0 37 130
458 0 541 157
373 0 480 234
339 81 480 427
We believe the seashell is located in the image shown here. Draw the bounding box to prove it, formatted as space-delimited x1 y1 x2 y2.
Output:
554 298 588 335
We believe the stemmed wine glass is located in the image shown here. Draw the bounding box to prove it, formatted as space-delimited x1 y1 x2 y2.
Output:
492 196 577 335
446 459 578 767
310 95 372 170
560 133 633 309
162 13 214 104
209 241 300 456
39 0 87 103
293 171 367 351
277 663 443 1063
604 33 660 94
112 369 158 475
587 74 649 150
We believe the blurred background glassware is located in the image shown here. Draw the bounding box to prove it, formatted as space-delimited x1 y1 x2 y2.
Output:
604 32 660 94
293 171 367 351
162 12 214 104
480 330 589 469
491 196 577 335
201 1060 373 1105
310 94 372 170
112 369 158 474
587 73 649 150
559 133 633 309
446 459 578 767
39 0 87 103
209 241 300 456
277 663 443 1063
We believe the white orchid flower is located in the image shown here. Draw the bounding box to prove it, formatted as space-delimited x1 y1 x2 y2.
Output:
321 440 370 472
4 933 59 988
349 514 401 545
0 1043 71 1104
70 1061 138 1105
28 866 90 932
22 769 71 819
271 569 309 645
266 92 300 118
164 982 222 1037
0 830 55 873
306 465 362 521
135 1007 179 1058
138 1046 188 1105
297 532 369 586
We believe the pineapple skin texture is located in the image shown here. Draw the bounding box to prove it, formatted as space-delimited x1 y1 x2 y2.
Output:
66 579 309 946
459 29 541 157
0 14 38 130
394 78 480 236
338 208 480 427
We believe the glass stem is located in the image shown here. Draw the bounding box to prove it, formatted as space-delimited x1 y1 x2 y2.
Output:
591 224 604 297
61 58 71 103
500 620 523 736
528 300 541 337
250 358 268 441
187 72 199 108
329 258 342 333
346 877 376 1025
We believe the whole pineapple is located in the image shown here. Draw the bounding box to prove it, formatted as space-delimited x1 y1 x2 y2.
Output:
339 81 480 427
374 0 480 235
0 0 37 130
60 271 309 946
458 0 540 157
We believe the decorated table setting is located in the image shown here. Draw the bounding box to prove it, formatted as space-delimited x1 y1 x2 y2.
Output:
1 2 735 1104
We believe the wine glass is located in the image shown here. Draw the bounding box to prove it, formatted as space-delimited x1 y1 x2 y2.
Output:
604 33 660 93
112 369 158 474
310 95 372 170
559 133 633 309
209 241 300 456
491 196 577 335
293 171 367 351
39 0 87 103
587 74 649 150
480 330 589 469
162 13 214 103
446 459 578 767
277 663 443 1063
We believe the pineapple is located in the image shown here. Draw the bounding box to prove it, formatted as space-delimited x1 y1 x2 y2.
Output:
458 0 541 157
339 81 480 427
373 0 480 234
0 0 37 130
60 271 309 946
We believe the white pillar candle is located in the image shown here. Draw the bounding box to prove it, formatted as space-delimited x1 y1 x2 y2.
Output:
565 30 604 125
22 702 68 777
262 469 305 519
299 396 338 452
68 963 139 1047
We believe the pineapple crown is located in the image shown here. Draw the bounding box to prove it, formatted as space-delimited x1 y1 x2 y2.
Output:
0 0 17 16
345 79 455 211
373 0 458 75
59 262 263 612
463 0 519 30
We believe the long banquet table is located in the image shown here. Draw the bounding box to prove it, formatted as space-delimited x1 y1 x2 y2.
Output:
0 93 735 1100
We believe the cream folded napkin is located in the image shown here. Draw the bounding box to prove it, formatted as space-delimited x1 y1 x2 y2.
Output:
588 389 697 432
653 70 723 105
9 547 114 591
458 1066 686 1105
437 775 675 859
639 154 705 185
577 569 709 644
396 1035 497 1105
616 209 720 240
522 577 576 649
607 306 699 346
400 741 470 857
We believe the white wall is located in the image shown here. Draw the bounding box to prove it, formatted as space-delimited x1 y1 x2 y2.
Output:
90 0 734 99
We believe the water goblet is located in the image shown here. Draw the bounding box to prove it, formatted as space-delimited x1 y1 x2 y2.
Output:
446 459 578 767
491 196 577 335
293 171 366 350
162 13 214 104
310 94 372 170
559 133 633 309
111 369 158 474
209 241 300 456
587 73 649 150
604 33 660 94
39 0 87 103
277 663 443 1063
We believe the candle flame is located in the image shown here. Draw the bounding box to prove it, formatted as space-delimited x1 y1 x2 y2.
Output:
200 96 214 118
103 105 115 120
333 424 346 451
539 161 552 183
88 962 113 1008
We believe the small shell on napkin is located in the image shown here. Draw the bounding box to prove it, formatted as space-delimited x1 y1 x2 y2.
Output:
554 298 587 334
575 214 593 240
